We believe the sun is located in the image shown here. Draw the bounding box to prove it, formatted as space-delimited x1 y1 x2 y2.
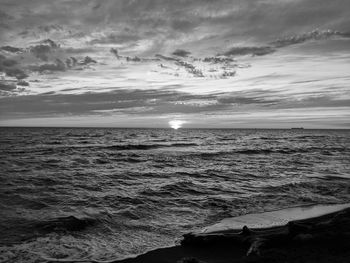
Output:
169 120 185 130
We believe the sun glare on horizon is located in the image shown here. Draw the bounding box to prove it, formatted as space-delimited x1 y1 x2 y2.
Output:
169 120 186 129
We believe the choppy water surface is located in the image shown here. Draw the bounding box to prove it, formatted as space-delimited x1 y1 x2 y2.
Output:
0 128 349 262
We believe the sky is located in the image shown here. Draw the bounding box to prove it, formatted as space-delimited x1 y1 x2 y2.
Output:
0 0 349 128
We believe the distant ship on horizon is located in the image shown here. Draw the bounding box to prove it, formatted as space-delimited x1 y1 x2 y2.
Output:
291 127 304 130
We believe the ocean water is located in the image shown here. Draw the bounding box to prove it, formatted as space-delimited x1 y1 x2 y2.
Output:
0 127 349 262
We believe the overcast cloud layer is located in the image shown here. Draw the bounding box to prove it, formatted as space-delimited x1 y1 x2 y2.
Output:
0 0 349 128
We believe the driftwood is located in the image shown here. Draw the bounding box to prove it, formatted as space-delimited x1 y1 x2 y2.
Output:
181 208 350 257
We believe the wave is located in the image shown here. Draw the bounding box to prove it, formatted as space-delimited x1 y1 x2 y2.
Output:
294 135 332 139
0 216 96 244
260 178 350 204
35 216 96 233
103 142 199 151
196 147 348 158
140 181 214 198
0 193 49 210
1 128 349 263
1 143 200 156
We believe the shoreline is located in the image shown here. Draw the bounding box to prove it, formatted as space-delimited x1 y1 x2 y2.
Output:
114 204 350 263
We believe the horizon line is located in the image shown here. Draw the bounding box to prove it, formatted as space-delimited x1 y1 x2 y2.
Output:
0 126 349 130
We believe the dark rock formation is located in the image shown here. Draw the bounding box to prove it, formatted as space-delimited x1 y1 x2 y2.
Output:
114 207 350 263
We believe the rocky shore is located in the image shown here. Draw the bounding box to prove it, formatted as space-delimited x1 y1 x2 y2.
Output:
116 204 350 263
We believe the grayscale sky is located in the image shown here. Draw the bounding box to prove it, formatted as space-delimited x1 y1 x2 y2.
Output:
0 0 349 128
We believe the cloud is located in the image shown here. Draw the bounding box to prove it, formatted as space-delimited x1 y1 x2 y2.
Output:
0 0 349 127
31 59 66 73
89 33 140 45
29 39 60 61
203 57 235 64
2 1 350 40
110 48 120 58
17 80 29 86
0 88 240 118
0 54 28 80
0 87 301 119
37 24 64 34
63 47 95 54
0 40 100 84
219 29 350 58
78 56 97 65
2 0 350 57
219 46 276 57
0 46 23 53
3 67 28 79
1 58 17 67
92 2 102 10
154 54 208 77
172 49 191 57
155 54 178 62
175 60 204 77
0 81 16 91
1 83 349 128
282 96 350 109
270 29 350 48
0 8 12 30
216 91 280 105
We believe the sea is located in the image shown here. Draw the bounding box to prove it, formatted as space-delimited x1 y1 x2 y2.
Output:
0 127 349 262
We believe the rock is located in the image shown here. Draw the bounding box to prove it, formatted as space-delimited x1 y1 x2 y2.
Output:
293 233 314 241
177 257 205 263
